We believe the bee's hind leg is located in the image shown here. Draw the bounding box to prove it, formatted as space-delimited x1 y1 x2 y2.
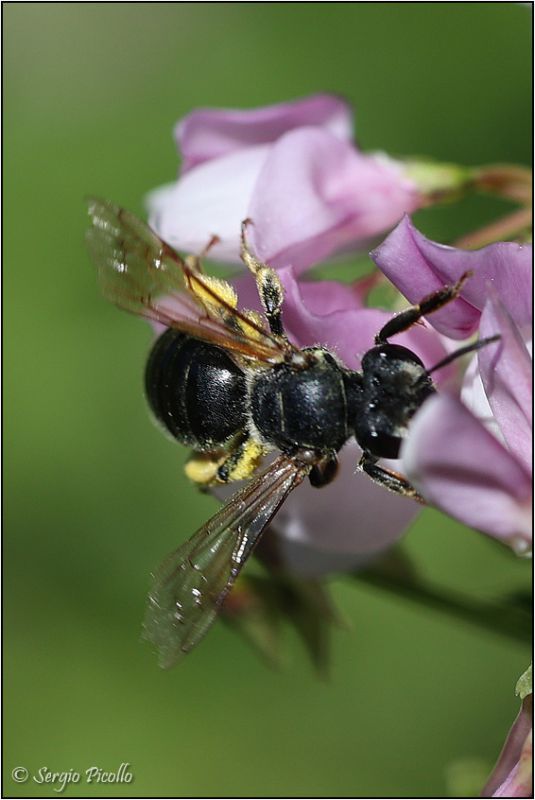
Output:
185 437 266 486
240 219 287 339
184 450 228 487
216 437 267 483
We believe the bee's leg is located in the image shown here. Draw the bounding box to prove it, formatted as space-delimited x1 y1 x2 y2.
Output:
185 234 221 274
184 437 264 486
358 452 425 504
309 453 339 488
184 450 228 486
240 219 287 339
375 272 471 344
216 437 267 484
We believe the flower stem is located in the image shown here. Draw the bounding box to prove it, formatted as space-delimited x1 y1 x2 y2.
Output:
355 561 531 645
454 206 532 249
472 164 532 205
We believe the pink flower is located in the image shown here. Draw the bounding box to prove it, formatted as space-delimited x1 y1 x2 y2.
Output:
372 220 533 552
147 95 423 273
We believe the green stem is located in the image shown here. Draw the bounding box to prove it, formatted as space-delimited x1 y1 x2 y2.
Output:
356 565 531 645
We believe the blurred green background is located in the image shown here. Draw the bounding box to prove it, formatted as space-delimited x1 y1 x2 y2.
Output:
4 4 531 797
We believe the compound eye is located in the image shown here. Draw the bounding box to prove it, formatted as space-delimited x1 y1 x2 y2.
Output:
362 344 425 373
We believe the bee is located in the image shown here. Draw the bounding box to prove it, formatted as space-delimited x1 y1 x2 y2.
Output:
87 198 498 668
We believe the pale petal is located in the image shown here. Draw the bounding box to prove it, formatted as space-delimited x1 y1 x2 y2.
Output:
478 295 533 472
460 355 505 444
147 145 270 262
271 441 420 576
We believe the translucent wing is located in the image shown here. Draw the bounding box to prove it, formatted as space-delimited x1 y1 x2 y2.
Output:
143 455 312 667
86 197 291 363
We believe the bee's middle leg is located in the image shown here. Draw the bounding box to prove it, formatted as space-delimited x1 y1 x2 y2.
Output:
240 220 287 339
309 453 339 488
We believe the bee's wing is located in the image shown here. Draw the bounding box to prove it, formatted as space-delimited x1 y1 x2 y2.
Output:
86 197 292 363
143 455 312 667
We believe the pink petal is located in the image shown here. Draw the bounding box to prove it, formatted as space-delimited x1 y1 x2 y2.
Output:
478 294 533 472
481 694 533 797
297 277 370 315
271 440 420 576
401 394 532 550
372 216 533 338
176 94 353 172
250 129 421 273
492 730 532 798
483 696 533 797
147 145 269 262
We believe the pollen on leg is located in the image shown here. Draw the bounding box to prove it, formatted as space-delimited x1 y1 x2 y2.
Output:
188 274 238 311
238 309 266 341
185 452 227 485
228 440 266 481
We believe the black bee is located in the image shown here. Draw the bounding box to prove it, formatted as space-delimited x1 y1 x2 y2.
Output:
87 199 497 667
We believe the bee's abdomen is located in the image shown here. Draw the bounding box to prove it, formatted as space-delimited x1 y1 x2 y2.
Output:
145 329 247 451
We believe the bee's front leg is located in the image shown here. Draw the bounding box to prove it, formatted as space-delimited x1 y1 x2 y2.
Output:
358 452 425 504
375 272 471 344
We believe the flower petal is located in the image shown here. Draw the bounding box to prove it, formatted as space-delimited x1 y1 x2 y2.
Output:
492 729 532 798
266 441 421 577
478 294 533 472
274 441 420 557
482 694 533 798
460 355 505 444
250 129 421 272
147 145 269 262
401 394 532 550
176 94 354 172
372 216 533 338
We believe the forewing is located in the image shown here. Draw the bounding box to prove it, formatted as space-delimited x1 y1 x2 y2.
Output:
86 197 288 362
143 455 311 667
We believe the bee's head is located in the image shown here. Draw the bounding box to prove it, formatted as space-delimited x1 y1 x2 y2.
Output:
351 343 435 459
361 343 430 390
